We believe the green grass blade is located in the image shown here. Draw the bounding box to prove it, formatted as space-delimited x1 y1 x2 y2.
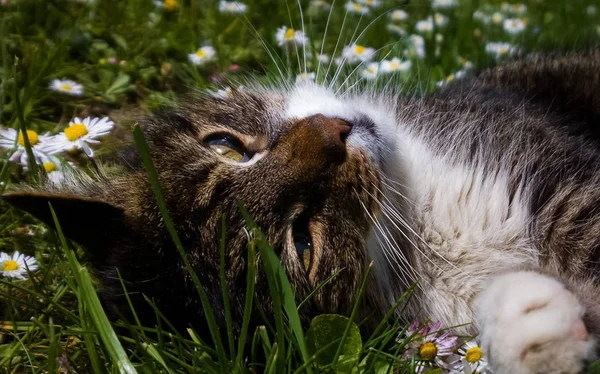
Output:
132 124 229 371
332 262 373 369
140 343 174 374
12 60 38 178
237 203 312 373
77 283 105 374
115 268 146 340
235 235 257 372
46 316 58 374
219 216 236 359
49 203 137 374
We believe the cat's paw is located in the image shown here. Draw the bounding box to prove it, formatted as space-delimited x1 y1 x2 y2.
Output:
475 271 596 374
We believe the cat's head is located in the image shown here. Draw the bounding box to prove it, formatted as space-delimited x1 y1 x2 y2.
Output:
3 81 399 334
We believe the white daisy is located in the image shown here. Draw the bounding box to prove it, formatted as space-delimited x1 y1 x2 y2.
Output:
275 26 309 47
410 34 425 48
344 1 370 15
0 251 38 280
433 13 449 26
218 1 247 14
188 45 216 65
40 154 66 184
317 53 330 64
208 85 244 99
309 0 331 10
402 321 459 372
503 18 526 34
485 41 516 59
341 43 376 63
390 9 408 21
473 10 491 25
0 128 55 165
404 34 426 59
437 71 467 87
357 0 381 7
432 0 457 9
295 72 316 83
153 0 177 11
387 24 407 36
587 5 597 16
492 12 504 25
50 79 83 96
502 2 527 14
458 57 474 69
210 87 234 98
46 117 115 157
380 57 411 73
415 17 434 33
359 62 379 80
456 340 491 374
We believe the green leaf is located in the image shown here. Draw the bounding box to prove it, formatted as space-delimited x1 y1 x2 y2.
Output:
105 73 131 95
306 314 362 369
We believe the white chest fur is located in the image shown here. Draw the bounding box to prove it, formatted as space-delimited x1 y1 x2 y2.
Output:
371 130 540 331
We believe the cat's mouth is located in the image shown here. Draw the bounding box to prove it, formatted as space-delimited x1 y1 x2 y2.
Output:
290 211 320 276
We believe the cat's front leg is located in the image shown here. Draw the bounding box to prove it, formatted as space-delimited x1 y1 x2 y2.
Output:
475 271 596 374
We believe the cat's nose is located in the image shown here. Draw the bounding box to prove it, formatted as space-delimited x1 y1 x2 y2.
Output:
271 113 352 177
309 113 352 149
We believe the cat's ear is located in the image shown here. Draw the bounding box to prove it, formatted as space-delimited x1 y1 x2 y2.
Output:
2 191 127 253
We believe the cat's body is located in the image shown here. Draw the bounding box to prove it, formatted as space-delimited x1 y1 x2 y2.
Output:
5 50 600 373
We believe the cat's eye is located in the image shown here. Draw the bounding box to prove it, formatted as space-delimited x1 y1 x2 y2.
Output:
292 214 313 271
206 135 252 162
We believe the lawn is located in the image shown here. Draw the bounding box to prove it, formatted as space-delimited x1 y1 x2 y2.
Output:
0 0 599 373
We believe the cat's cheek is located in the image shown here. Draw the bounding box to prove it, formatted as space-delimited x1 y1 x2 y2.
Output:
475 271 596 374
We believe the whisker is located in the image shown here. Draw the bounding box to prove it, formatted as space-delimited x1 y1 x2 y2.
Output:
316 0 337 80
237 11 287 83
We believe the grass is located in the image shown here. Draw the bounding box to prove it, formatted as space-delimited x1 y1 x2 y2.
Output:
1 0 600 373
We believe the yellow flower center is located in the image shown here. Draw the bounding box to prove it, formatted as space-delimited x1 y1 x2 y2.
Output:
163 0 176 11
465 346 483 363
65 124 88 142
364 0 372 4
285 28 295 40
447 74 455 81
390 62 400 70
60 83 73 91
419 342 438 361
354 45 365 54
43 162 57 173
18 130 39 147
2 260 19 272
353 3 362 10
499 47 508 55
196 49 206 57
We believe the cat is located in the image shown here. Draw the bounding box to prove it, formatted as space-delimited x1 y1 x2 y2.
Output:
4 49 600 373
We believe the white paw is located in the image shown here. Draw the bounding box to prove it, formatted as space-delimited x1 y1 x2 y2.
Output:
475 271 596 374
